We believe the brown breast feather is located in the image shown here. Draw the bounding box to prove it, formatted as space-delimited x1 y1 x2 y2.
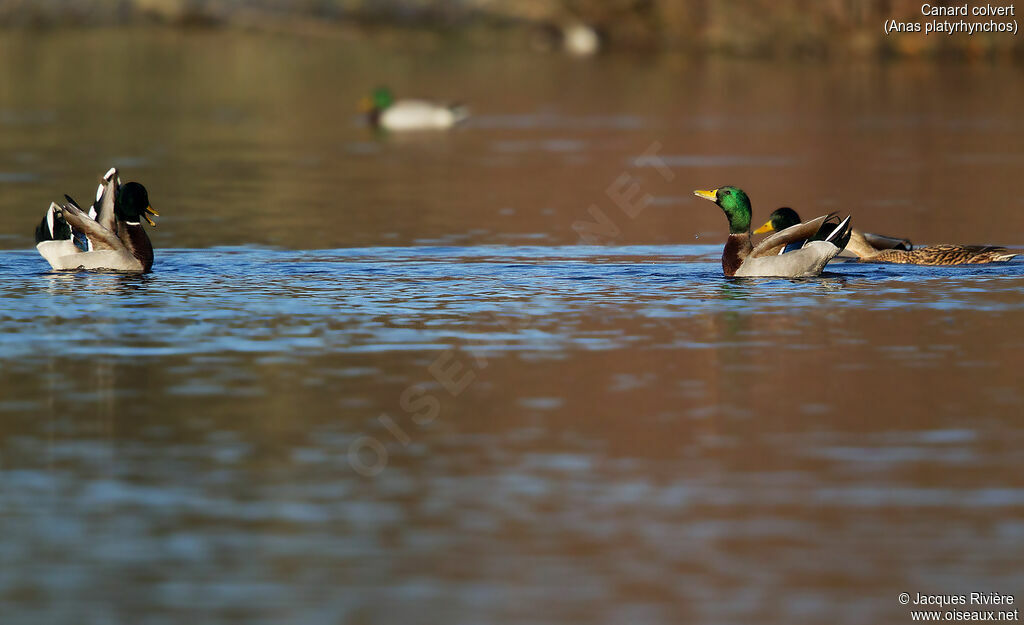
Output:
121 225 154 272
722 233 752 277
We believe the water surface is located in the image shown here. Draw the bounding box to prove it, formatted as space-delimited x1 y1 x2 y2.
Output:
2 28 1024 625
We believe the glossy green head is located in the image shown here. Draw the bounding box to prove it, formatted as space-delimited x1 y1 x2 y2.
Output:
754 206 801 235
693 186 752 234
371 86 394 109
360 87 395 114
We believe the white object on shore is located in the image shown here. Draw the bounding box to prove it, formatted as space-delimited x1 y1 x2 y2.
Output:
563 23 600 56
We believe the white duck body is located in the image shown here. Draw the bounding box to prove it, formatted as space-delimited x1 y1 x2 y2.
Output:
41 247 143 272
36 238 84 268
379 100 466 131
735 239 845 277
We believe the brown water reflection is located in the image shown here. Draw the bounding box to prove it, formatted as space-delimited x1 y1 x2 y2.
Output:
2 30 1024 249
0 28 1023 625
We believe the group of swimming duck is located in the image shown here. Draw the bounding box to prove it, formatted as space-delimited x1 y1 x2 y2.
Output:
692 186 1016 277
33 88 1018 277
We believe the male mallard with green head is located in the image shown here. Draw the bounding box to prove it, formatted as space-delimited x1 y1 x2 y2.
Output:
693 186 852 278
755 206 912 257
360 86 469 131
35 167 158 273
755 206 1015 265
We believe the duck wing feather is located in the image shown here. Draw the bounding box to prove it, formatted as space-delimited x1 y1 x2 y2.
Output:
750 214 831 258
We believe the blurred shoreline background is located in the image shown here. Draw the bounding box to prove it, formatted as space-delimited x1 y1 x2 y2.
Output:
1 0 1022 59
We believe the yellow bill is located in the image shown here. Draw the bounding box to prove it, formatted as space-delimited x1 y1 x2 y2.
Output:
358 96 374 113
144 205 158 226
693 188 718 202
753 220 775 235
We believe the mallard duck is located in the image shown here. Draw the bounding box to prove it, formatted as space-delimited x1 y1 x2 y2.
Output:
693 186 852 278
755 206 912 258
755 207 1016 265
360 86 469 131
861 244 1016 264
35 167 158 273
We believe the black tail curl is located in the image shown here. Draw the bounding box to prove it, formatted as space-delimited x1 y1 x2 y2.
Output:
814 214 853 252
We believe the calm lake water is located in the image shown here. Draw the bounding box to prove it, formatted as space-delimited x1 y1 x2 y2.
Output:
1 28 1024 625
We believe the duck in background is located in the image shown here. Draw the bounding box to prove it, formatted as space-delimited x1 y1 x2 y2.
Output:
754 207 1015 265
693 186 852 278
860 244 1016 264
35 167 158 273
360 86 469 132
530 21 602 56
755 207 911 256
